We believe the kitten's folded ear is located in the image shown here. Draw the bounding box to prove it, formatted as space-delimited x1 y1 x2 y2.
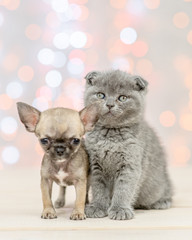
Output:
17 102 41 132
133 76 148 91
85 71 100 86
79 103 100 132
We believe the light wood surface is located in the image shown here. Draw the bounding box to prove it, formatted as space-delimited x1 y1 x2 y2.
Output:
0 167 191 239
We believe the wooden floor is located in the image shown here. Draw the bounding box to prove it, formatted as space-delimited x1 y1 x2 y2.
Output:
0 167 191 240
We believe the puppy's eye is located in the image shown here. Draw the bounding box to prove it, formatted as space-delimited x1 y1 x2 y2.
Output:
40 138 49 145
118 95 128 102
96 92 105 99
72 138 80 145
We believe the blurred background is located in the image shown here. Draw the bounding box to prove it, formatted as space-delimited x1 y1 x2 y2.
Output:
0 0 192 169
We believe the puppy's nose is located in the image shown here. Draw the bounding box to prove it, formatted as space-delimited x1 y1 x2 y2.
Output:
55 146 65 156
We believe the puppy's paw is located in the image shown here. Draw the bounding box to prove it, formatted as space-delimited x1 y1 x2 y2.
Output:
85 204 108 218
108 206 134 220
41 208 57 219
54 199 65 209
70 210 86 220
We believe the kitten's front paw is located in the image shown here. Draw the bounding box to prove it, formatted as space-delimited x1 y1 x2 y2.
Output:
41 208 57 219
85 204 108 218
108 206 134 220
150 199 172 209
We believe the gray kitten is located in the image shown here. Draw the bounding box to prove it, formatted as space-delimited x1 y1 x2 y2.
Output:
84 69 173 220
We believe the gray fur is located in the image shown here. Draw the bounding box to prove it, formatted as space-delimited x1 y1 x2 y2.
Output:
84 69 173 220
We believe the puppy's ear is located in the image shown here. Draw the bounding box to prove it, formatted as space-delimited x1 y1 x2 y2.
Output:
17 102 41 132
133 76 148 91
85 71 100 86
79 104 100 132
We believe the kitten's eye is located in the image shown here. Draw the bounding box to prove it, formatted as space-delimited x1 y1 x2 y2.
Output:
118 95 128 102
96 92 105 99
71 138 80 145
40 138 50 145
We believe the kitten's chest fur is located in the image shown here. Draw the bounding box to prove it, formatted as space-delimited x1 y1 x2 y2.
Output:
85 125 139 176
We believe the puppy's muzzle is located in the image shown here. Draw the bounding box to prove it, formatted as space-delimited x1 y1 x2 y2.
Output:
55 146 66 156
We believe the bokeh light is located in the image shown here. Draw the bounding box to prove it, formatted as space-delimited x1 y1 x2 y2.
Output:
112 58 130 72
46 11 60 28
66 4 82 20
33 97 49 111
18 65 34 82
187 30 192 45
114 12 132 30
70 0 88 4
188 100 192 112
180 113 192 131
52 51 66 68
84 33 93 48
51 0 69 13
53 32 70 49
173 55 192 73
184 73 192 89
0 95 13 110
6 81 23 99
131 41 148 57
0 117 18 135
41 30 55 44
67 58 84 75
78 5 89 21
45 70 62 88
159 111 176 127
1 0 20 11
126 0 145 15
62 78 83 98
69 49 86 62
189 90 192 100
120 27 137 45
143 0 160 9
108 40 132 60
2 146 20 165
110 0 127 9
36 86 52 101
25 24 42 41
173 12 189 29
38 48 54 65
2 54 19 72
70 31 87 48
54 96 75 109
172 145 191 166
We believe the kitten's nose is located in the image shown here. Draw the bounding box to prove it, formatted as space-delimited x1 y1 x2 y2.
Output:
106 104 114 109
55 146 65 156
106 102 115 109
106 98 114 109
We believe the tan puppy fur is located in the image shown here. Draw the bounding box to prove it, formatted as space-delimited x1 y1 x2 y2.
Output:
17 102 99 220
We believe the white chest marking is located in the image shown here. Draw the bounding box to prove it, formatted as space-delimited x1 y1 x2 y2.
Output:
55 169 69 186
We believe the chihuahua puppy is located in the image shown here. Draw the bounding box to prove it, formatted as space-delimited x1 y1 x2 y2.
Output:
17 102 99 220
